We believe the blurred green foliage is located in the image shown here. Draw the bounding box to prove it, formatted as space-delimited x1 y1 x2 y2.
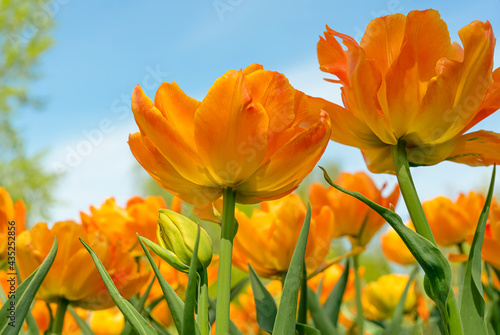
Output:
0 0 60 222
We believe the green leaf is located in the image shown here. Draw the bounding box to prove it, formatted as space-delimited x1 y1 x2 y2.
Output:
79 238 157 335
248 264 278 333
135 274 157 313
323 259 350 326
0 238 58 335
298 260 308 326
295 323 321 334
138 234 186 334
320 167 454 330
272 204 311 335
181 226 201 335
385 266 419 335
68 306 94 335
459 165 496 335
307 287 337 335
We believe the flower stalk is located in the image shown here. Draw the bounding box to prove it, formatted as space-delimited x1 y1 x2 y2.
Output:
392 140 463 335
215 187 237 335
51 298 68 335
352 253 364 335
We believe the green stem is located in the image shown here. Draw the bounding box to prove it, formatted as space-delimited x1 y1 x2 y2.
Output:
51 298 69 335
391 141 436 244
199 269 209 335
352 253 364 335
392 141 463 335
215 187 237 335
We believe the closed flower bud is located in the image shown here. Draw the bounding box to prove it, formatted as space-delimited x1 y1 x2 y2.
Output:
157 209 213 270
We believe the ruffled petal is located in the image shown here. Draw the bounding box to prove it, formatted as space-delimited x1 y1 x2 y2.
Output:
317 25 349 84
385 9 455 138
132 86 213 185
128 133 222 206
235 113 331 203
445 130 500 166
408 20 496 144
194 70 269 185
461 68 500 133
323 27 396 145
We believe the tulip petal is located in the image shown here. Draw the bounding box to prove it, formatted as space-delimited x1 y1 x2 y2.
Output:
462 68 500 133
194 70 269 185
315 96 385 149
408 20 495 144
128 133 222 206
235 114 330 203
360 13 406 75
445 130 500 166
317 25 349 84
322 27 396 145
360 146 395 174
385 9 455 138
154 82 200 143
132 86 213 185
244 69 296 156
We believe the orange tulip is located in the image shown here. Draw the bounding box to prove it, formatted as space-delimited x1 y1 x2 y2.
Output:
423 191 488 246
0 187 26 266
310 172 399 246
362 274 418 321
29 302 87 335
81 196 180 255
128 63 332 206
481 201 500 269
17 221 149 310
308 263 356 304
317 9 500 173
381 222 416 265
231 193 334 278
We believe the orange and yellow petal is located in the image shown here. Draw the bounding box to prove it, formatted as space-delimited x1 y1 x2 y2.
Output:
194 70 269 185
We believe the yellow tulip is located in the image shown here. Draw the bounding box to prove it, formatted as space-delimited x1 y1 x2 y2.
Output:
317 9 500 173
381 222 416 265
232 193 334 278
89 308 125 335
128 63 332 206
362 274 417 320
309 172 399 246
17 221 149 310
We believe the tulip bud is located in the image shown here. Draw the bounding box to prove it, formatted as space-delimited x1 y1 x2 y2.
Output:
156 209 213 270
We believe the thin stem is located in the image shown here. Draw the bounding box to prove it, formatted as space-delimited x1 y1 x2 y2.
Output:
198 269 209 335
352 253 364 335
392 141 462 335
51 298 69 335
215 187 237 335
391 141 436 244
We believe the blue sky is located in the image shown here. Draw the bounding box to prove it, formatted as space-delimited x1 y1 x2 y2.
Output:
16 0 500 222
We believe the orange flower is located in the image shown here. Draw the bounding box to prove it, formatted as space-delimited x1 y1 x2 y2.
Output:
129 63 331 206
362 274 418 320
231 193 334 278
317 9 500 173
308 264 356 304
81 196 180 255
423 191 488 246
17 221 149 310
381 222 416 265
480 201 500 269
310 172 399 246
29 302 87 335
0 187 26 266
